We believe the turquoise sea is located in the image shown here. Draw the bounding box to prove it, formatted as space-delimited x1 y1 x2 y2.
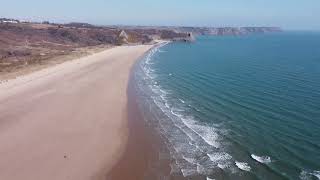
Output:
134 32 320 180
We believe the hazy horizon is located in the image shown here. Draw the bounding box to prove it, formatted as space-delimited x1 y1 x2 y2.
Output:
0 0 319 30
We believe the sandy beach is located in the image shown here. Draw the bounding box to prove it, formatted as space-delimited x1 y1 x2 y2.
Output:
0 45 154 180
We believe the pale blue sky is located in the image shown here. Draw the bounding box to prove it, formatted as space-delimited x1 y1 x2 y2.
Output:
0 0 319 30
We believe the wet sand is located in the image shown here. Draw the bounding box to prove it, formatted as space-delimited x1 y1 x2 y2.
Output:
107 48 174 180
0 45 154 180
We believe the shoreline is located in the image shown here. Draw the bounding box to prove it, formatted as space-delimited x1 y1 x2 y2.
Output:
107 60 172 180
107 41 186 180
107 42 169 180
107 69 155 179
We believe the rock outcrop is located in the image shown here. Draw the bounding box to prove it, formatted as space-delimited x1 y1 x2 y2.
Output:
118 30 129 44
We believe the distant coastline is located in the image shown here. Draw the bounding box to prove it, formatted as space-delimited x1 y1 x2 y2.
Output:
0 17 282 81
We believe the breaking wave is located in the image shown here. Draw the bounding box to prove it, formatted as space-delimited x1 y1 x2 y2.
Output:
133 42 257 178
251 154 272 164
300 170 320 180
235 161 251 172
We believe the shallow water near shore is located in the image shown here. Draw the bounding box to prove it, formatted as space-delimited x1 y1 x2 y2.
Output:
133 33 320 180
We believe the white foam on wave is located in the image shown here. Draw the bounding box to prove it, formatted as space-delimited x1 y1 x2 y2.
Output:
207 177 215 180
142 42 168 75
159 89 170 95
235 161 251 171
170 163 181 174
138 41 234 177
181 168 197 177
251 154 272 164
208 152 233 170
179 98 185 104
300 170 309 180
183 156 197 164
300 170 320 180
196 164 206 174
169 109 221 149
208 152 232 162
313 171 320 179
181 118 220 148
165 102 170 109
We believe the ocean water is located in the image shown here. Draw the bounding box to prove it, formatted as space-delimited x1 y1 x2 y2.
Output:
133 32 320 180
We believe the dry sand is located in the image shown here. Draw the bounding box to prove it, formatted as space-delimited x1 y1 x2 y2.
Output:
0 45 154 180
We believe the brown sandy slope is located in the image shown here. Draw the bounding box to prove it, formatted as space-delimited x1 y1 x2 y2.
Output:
0 45 153 180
